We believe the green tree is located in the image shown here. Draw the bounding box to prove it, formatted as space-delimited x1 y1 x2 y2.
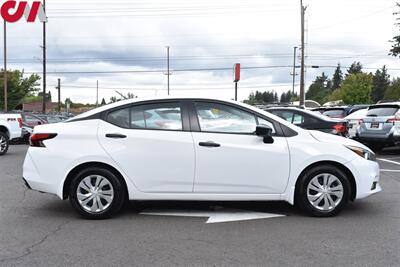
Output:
332 64 343 91
305 72 330 104
335 73 373 104
0 69 40 110
371 66 390 103
390 3 400 57
100 98 106 106
384 78 400 101
347 62 363 77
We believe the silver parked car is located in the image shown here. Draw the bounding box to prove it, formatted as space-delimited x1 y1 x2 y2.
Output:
357 103 400 151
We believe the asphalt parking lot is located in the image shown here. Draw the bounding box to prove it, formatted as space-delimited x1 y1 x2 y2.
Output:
0 145 399 266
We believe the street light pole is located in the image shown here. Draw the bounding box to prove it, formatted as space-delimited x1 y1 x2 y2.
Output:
167 46 170 95
292 46 297 95
3 21 7 113
42 0 47 114
300 0 306 106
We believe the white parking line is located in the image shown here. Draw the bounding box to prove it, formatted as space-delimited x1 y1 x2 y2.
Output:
380 169 400 172
140 208 285 224
377 158 400 165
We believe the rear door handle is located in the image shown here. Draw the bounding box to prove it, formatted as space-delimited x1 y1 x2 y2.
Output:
199 141 221 148
106 133 127 139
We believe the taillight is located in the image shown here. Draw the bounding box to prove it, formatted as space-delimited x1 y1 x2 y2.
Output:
386 117 400 124
17 118 23 128
29 133 57 147
333 123 346 134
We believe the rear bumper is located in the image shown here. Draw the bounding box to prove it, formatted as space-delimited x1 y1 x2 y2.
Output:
22 150 59 196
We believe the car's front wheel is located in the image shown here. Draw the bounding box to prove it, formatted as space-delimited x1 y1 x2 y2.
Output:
0 132 9 156
295 165 351 217
69 167 127 219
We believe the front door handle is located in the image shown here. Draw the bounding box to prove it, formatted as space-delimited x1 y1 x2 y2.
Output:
199 141 221 148
106 133 127 139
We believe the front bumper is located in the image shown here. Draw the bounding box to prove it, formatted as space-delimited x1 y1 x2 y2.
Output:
345 156 382 200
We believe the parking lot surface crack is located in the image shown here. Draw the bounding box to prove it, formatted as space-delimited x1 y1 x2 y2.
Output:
0 220 71 263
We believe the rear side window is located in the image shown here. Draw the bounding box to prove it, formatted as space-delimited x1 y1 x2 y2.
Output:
107 108 130 128
131 103 182 130
367 106 399 117
323 109 345 117
106 102 183 131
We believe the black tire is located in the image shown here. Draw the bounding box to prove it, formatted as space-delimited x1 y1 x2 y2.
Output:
0 132 9 156
295 164 351 217
69 167 127 219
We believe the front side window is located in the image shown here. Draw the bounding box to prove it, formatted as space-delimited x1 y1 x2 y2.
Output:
195 102 257 133
106 102 183 131
257 117 276 134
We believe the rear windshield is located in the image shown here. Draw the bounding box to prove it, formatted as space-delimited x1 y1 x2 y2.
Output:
323 109 345 117
367 106 399 117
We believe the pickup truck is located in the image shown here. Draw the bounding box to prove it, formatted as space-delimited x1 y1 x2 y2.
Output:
0 113 23 155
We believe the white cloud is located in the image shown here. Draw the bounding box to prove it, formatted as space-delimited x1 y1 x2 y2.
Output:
2 0 400 103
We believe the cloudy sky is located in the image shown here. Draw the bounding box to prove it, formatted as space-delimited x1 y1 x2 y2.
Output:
2 0 400 103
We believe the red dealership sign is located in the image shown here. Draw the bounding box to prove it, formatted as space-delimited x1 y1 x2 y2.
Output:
1 1 46 23
233 63 240 82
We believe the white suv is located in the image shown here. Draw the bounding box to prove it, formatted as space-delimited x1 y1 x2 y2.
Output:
23 97 381 219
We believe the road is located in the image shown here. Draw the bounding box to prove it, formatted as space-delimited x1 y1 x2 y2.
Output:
0 145 399 266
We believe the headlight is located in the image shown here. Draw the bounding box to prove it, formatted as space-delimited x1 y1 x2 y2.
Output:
345 145 376 161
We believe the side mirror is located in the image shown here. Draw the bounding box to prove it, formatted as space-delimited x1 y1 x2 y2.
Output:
256 125 274 144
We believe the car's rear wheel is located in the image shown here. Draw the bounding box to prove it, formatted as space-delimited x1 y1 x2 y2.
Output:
69 167 127 219
0 132 9 156
295 165 351 217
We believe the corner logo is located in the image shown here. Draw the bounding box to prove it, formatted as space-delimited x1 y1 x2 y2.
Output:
1 1 47 23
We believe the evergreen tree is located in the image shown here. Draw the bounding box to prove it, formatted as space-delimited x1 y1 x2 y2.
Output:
332 64 343 91
100 98 106 106
390 3 400 57
347 62 363 76
371 66 390 103
305 72 331 105
384 78 400 101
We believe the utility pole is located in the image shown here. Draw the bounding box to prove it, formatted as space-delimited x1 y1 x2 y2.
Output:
42 0 47 114
166 46 170 95
57 78 61 112
3 21 7 113
96 80 99 107
300 0 307 107
291 46 297 94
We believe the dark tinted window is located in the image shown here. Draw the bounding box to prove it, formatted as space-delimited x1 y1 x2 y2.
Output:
270 111 294 123
323 109 345 118
107 108 130 128
367 106 399 117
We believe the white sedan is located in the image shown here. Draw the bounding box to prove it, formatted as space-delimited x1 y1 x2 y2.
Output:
23 97 381 219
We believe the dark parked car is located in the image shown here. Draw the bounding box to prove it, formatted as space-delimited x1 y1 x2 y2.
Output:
267 107 348 136
322 105 369 118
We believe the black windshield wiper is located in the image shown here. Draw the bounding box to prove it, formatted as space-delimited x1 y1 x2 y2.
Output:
367 114 378 117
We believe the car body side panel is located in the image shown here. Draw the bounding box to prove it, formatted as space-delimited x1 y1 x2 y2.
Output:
23 120 136 199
